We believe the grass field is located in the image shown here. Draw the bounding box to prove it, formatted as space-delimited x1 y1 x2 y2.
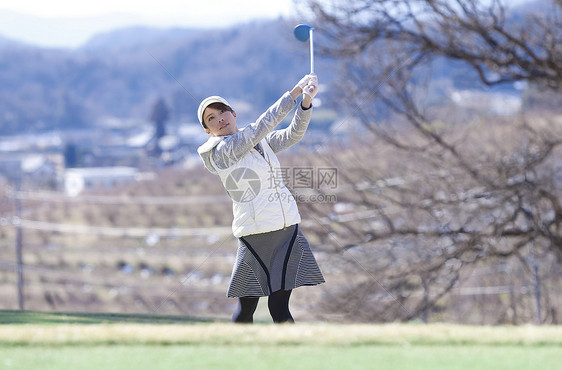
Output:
0 310 561 370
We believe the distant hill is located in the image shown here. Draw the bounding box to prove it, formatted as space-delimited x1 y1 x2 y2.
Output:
0 19 333 135
0 9 148 48
0 35 27 49
0 13 530 136
80 26 199 53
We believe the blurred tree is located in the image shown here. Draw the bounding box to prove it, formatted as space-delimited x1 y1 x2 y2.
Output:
63 143 78 168
301 0 562 323
307 0 562 89
150 97 170 140
148 97 170 156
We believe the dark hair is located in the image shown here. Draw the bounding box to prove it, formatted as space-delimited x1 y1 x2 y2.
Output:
202 102 233 129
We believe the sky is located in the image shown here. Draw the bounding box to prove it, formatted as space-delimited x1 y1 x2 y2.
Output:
0 0 297 48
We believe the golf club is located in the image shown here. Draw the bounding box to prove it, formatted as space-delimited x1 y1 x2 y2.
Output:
294 24 314 73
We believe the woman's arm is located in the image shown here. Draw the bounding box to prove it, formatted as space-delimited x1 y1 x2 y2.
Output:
266 104 312 153
266 74 318 153
199 75 316 172
210 92 296 169
210 75 317 169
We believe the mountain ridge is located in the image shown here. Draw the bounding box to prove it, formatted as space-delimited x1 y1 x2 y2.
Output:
0 19 323 135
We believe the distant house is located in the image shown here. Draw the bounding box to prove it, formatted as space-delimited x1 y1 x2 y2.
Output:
64 167 138 196
0 153 63 188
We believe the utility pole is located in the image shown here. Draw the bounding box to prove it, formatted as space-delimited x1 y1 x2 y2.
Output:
529 243 541 325
14 175 24 310
532 263 541 324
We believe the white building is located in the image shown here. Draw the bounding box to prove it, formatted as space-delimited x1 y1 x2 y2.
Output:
64 167 138 196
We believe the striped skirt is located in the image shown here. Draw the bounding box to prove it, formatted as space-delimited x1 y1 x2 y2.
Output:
227 224 325 298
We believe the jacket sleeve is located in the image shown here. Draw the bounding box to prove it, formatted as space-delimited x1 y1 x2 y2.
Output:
265 104 312 153
198 92 297 171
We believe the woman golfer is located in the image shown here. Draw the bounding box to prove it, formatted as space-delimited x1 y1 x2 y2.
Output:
197 73 325 323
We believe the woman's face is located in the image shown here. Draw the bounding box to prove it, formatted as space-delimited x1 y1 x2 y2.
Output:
203 106 238 136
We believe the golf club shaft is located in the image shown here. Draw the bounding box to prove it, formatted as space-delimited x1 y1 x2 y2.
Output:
309 29 314 74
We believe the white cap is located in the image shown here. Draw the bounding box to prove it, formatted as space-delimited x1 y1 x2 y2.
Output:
197 96 232 127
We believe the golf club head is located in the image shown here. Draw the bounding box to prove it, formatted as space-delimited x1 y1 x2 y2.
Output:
294 24 313 42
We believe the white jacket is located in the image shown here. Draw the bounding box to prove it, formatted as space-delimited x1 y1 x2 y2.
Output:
197 92 311 237
202 137 301 237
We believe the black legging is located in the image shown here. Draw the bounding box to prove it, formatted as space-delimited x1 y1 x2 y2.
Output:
232 289 294 323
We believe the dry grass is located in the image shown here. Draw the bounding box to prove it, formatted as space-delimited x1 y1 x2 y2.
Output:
1 322 562 346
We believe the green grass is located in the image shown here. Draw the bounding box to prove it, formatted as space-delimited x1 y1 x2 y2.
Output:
0 310 561 370
0 309 216 325
2 345 561 370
